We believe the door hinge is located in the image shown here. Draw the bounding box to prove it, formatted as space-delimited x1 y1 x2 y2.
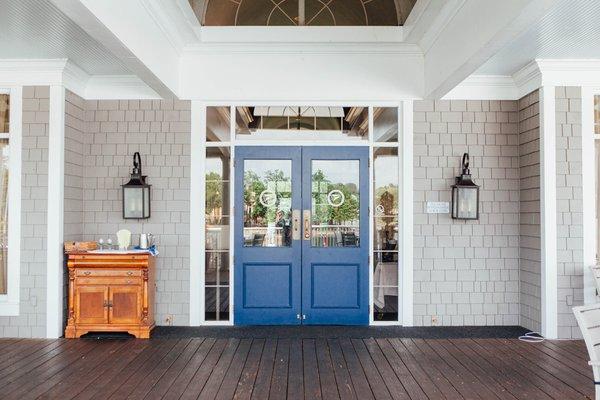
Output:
233 158 236 167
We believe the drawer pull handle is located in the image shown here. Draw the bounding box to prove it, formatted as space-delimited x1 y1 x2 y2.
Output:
127 271 133 276
83 271 91 276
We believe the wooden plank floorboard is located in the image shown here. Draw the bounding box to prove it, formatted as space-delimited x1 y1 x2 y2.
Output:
35 339 131 400
350 338 392 400
385 338 445 400
469 339 556 400
2 339 94 398
71 339 152 400
302 339 322 400
269 338 290 400
362 338 410 400
327 339 358 400
178 338 229 399
232 338 265 400
420 339 503 400
125 338 193 400
494 338 593 397
247 338 276 400
449 339 551 400
0 336 591 400
144 338 205 400
104 340 179 400
287 339 304 400
399 338 465 399
197 338 241 400
314 338 340 400
435 339 518 400
161 338 217 400
215 338 253 400
338 338 375 400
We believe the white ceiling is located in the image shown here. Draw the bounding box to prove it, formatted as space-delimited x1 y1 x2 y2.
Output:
477 0 600 76
0 0 130 75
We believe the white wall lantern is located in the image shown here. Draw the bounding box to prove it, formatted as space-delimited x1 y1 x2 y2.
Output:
451 153 479 220
122 152 151 219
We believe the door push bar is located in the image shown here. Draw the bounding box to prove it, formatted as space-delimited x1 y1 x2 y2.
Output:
303 210 311 240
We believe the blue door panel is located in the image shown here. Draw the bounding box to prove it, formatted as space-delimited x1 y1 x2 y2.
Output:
301 146 369 325
243 263 292 308
310 263 360 309
234 146 302 325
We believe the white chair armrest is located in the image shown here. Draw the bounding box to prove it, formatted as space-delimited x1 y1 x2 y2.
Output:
589 360 600 366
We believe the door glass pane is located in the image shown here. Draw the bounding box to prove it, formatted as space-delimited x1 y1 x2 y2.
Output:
0 94 8 133
373 147 398 251
206 106 231 142
243 160 293 247
373 107 398 142
205 146 230 321
311 160 360 247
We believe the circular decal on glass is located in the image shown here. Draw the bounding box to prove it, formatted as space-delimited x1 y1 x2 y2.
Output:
376 204 385 215
327 190 345 207
259 190 277 207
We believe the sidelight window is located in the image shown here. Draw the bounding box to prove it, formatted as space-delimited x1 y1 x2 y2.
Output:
0 93 8 296
372 107 401 322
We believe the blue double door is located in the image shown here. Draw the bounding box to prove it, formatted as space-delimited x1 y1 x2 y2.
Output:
234 146 369 325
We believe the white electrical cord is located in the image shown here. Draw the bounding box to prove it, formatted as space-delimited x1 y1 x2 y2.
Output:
518 331 545 342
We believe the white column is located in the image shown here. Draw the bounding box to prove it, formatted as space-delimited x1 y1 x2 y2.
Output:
581 87 597 305
189 101 206 326
46 85 65 338
539 86 558 339
401 100 414 326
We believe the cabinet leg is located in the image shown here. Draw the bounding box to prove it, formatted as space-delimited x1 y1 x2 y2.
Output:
65 326 76 339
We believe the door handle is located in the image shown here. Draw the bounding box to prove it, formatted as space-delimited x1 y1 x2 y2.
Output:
292 210 301 240
303 210 311 240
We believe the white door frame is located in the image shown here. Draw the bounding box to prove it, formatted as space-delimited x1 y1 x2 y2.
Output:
189 101 414 326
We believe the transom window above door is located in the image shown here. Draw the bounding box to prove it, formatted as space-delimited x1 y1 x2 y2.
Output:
191 0 416 26
235 106 369 141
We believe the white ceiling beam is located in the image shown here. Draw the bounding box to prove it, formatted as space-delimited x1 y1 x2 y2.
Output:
422 0 559 99
50 0 180 98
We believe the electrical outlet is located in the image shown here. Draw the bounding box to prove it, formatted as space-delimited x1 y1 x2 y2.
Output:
431 316 439 326
165 315 173 326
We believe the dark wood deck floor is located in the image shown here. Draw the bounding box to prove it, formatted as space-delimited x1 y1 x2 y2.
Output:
0 336 592 399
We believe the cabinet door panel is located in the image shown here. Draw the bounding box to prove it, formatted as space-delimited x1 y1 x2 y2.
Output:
75 285 109 325
110 286 141 325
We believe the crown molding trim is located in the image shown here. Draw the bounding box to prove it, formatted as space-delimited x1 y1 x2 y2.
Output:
442 75 518 100
443 59 600 100
0 59 160 99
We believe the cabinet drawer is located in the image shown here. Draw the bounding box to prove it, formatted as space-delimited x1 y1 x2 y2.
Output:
76 277 142 286
76 269 142 277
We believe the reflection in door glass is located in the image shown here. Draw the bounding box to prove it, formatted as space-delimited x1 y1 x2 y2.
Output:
243 160 293 247
311 160 360 247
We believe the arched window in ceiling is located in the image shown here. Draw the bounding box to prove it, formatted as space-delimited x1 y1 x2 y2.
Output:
190 0 416 26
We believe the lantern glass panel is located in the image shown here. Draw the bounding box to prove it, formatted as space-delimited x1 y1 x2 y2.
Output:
457 187 478 219
143 186 150 218
124 186 144 218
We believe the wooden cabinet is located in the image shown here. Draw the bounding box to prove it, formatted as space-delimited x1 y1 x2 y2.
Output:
65 253 155 339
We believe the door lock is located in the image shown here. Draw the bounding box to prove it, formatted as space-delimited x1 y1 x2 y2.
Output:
292 210 301 240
